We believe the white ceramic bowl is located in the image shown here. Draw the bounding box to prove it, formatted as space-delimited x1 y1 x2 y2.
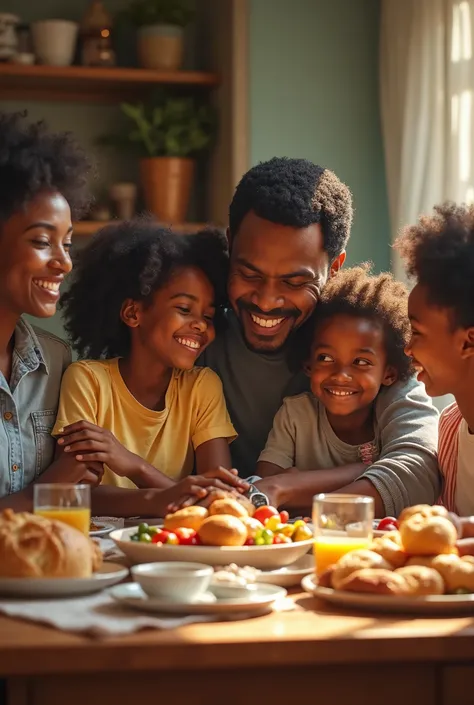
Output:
111 527 313 570
131 562 213 601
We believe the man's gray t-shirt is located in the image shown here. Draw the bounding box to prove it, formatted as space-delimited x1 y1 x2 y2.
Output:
201 311 441 516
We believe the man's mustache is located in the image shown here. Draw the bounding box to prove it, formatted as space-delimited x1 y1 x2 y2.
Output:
237 300 301 319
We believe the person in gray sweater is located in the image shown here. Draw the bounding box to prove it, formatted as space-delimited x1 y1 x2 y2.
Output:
201 157 440 517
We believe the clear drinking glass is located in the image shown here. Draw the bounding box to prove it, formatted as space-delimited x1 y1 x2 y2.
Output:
312 494 374 576
33 483 91 536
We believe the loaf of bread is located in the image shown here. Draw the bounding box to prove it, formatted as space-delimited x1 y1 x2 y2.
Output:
208 497 249 519
338 568 411 595
198 515 247 546
164 506 209 532
331 549 393 590
0 509 102 579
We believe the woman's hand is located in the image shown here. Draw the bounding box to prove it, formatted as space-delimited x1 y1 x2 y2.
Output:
165 467 249 513
41 451 104 487
57 420 142 479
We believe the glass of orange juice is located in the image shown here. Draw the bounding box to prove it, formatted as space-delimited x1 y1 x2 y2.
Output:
34 483 90 536
312 494 374 577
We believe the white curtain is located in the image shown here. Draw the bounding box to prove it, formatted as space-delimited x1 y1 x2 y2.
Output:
380 0 474 411
380 0 474 280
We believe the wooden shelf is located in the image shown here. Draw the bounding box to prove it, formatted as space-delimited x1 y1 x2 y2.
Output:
73 220 210 236
0 64 220 103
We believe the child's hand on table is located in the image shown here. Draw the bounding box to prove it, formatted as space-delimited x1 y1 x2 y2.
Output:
57 420 146 479
166 467 249 513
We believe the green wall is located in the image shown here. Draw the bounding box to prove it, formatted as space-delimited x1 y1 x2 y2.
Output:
3 0 389 342
249 0 390 271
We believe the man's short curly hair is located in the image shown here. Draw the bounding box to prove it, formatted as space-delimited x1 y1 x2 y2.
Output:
229 157 353 261
0 111 93 224
60 220 229 359
396 202 474 329
310 264 413 381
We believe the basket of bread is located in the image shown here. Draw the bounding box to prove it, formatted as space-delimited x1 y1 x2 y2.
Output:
302 504 474 614
110 497 313 570
0 509 127 597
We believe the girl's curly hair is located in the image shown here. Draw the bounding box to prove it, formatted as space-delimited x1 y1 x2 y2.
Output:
60 220 229 359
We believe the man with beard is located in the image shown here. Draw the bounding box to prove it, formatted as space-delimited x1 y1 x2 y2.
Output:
200 157 440 516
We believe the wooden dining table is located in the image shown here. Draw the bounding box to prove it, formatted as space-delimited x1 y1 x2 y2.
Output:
2 587 474 705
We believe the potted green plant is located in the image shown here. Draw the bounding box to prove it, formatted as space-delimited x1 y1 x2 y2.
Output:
117 0 194 70
99 92 215 222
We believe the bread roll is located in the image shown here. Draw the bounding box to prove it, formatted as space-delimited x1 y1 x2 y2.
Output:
370 533 407 568
332 549 393 590
338 568 411 595
399 515 457 555
430 554 474 593
164 506 208 532
0 509 101 579
209 497 249 519
399 504 448 526
395 565 445 595
198 515 247 547
318 565 336 589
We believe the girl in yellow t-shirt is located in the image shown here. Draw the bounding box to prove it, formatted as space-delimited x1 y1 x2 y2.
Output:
52 221 247 518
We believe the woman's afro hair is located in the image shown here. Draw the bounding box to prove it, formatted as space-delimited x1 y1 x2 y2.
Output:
0 111 93 223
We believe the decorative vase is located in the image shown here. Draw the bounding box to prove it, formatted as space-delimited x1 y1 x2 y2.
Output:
137 24 184 70
109 182 137 220
31 20 78 67
140 157 194 223
0 14 19 60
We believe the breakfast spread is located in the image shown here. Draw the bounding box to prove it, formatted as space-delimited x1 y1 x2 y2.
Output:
319 504 472 596
0 509 102 579
130 500 313 547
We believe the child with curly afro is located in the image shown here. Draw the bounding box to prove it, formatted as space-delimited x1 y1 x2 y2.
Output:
397 203 474 515
257 265 414 490
52 221 248 517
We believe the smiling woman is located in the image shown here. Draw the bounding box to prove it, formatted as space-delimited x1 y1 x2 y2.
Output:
0 111 99 511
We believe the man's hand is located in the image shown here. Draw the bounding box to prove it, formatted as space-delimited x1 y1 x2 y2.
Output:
40 451 103 487
57 420 142 479
166 467 249 513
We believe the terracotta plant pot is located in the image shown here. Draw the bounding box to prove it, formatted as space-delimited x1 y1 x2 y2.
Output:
140 157 194 223
137 24 184 70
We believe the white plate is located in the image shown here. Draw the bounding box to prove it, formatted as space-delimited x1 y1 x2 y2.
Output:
110 527 313 570
89 522 115 538
0 562 129 598
301 574 474 615
109 581 287 615
256 554 314 587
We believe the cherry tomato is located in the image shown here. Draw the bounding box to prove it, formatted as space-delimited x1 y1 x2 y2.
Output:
279 510 290 524
165 532 179 545
244 537 255 546
253 506 279 524
175 527 198 545
378 517 399 531
151 529 170 544
273 534 292 544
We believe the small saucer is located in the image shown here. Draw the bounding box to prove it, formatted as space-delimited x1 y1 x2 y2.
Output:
109 581 286 615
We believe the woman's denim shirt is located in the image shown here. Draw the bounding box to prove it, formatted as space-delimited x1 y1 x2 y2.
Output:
0 318 71 498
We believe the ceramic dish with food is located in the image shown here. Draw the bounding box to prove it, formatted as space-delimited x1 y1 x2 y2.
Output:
89 521 115 538
111 500 313 570
212 555 314 589
305 504 473 614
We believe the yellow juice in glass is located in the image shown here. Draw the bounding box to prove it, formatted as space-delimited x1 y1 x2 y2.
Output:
35 508 90 536
314 534 371 576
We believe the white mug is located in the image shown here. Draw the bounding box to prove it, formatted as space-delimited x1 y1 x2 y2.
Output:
32 20 78 67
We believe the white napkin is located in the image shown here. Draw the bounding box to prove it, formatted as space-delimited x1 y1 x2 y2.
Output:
0 591 216 638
